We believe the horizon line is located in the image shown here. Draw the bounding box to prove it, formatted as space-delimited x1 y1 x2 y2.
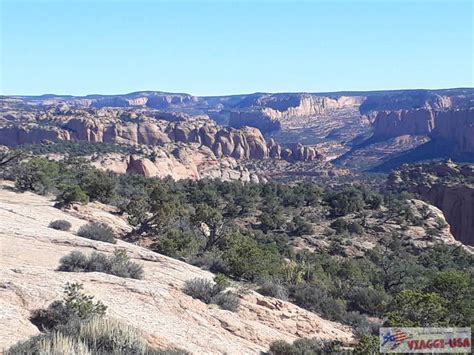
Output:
2 86 474 99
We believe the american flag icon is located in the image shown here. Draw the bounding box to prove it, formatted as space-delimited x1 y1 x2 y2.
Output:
392 328 408 347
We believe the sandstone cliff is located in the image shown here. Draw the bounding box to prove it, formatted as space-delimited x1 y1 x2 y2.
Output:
389 162 474 246
372 108 474 153
0 184 353 353
88 147 264 182
359 91 453 114
0 113 322 164
229 95 364 133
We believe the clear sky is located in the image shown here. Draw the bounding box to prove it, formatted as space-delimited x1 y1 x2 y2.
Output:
0 0 472 96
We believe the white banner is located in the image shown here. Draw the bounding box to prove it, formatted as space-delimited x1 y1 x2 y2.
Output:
380 327 471 353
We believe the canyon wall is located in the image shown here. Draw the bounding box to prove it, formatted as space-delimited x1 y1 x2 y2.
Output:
416 184 474 246
0 118 322 163
229 95 364 133
389 162 474 246
372 108 474 153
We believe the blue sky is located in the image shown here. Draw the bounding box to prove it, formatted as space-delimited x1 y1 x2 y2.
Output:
1 0 472 96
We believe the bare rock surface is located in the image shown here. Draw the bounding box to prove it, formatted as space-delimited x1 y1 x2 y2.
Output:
372 108 474 153
0 183 353 353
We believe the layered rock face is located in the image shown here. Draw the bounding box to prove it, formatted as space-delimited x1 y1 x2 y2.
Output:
372 108 474 153
416 184 474 246
359 92 453 114
389 162 474 246
433 109 474 152
89 147 264 182
373 109 436 138
229 95 364 133
0 110 322 163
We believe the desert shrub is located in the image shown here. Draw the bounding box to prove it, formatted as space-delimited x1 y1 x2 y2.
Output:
14 157 60 194
292 284 346 321
49 219 72 231
190 253 230 274
107 249 144 279
269 337 344 355
183 278 240 312
58 249 143 279
78 169 117 203
214 273 231 289
5 332 91 355
220 232 282 281
347 222 364 235
56 184 89 206
153 230 199 259
58 251 89 272
77 222 116 244
7 317 187 355
348 287 389 317
342 311 378 338
183 278 222 304
289 216 313 236
325 188 365 217
354 335 380 354
328 241 346 256
30 282 107 331
384 289 447 327
62 317 151 354
257 281 289 301
211 291 240 312
330 218 363 235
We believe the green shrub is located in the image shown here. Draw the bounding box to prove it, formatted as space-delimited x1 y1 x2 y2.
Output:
325 188 365 217
292 285 346 321
153 230 199 258
384 290 447 327
30 282 107 331
214 273 231 289
58 251 89 272
78 170 117 203
14 157 60 194
348 287 389 317
56 184 89 206
354 335 380 354
269 337 344 355
49 219 72 231
77 222 116 244
220 232 282 281
330 218 363 235
190 254 230 274
289 216 313 236
58 249 143 279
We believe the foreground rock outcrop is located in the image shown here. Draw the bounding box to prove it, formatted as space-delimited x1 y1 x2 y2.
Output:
389 162 474 246
0 184 353 353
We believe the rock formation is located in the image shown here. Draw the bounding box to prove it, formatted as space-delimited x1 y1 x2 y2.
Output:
372 108 474 153
229 95 364 133
0 183 353 353
0 110 322 163
389 161 474 246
